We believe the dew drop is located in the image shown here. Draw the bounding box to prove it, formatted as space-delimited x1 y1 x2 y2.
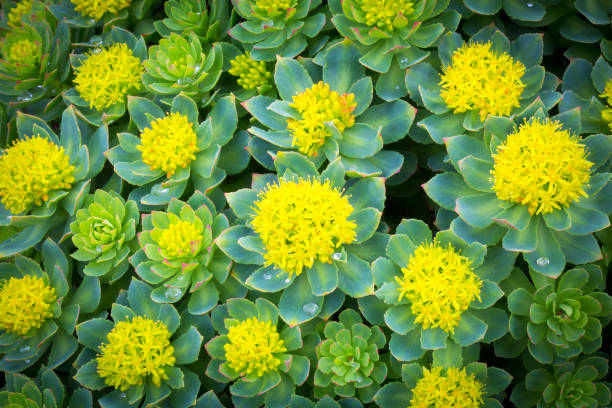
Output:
332 252 342 261
176 275 184 281
158 188 170 194
96 245 103 252
194 64 201 73
165 287 182 300
526 2 533 7
19 345 30 353
395 85 400 90
90 35 103 46
263 272 272 280
284 277 291 283
177 78 185 85
400 58 408 64
17 92 32 102
302 302 319 316
120 392 127 398
25 359 31 363
87 18 96 24
536 257 550 267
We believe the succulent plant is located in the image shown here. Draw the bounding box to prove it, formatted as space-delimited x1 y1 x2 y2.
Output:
511 356 612 408
503 265 612 364
154 0 231 40
0 107 108 257
205 298 310 408
243 40 413 178
106 93 241 207
228 0 325 61
74 278 206 407
0 239 100 372
142 31 222 106
69 189 139 284
218 152 386 325
2 0 48 29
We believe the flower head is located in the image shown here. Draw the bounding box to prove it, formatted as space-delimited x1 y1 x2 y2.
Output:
490 119 592 215
600 79 612 132
0 136 75 214
151 218 204 259
224 317 286 377
137 112 198 177
439 42 525 121
0 276 57 336
70 0 131 20
253 0 295 19
410 367 485 408
358 0 414 31
251 178 357 278
6 38 38 66
8 0 32 28
96 316 176 390
74 43 142 111
287 81 356 156
229 52 271 91
395 241 482 333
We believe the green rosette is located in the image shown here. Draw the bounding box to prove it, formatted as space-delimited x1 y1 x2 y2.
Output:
0 239 100 372
105 93 242 207
408 25 555 144
314 309 387 403
218 152 386 325
511 356 612 408
244 41 414 178
129 192 243 312
499 265 612 364
0 106 107 257
154 0 231 40
205 298 310 408
69 189 140 284
74 278 207 407
424 111 612 278
370 219 512 362
228 0 325 61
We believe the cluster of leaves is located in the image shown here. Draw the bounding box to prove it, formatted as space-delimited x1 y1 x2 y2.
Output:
1 0 612 407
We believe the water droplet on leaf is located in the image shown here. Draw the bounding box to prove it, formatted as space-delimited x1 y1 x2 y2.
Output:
263 272 272 280
165 287 182 300
536 257 550 267
19 345 30 353
302 302 319 316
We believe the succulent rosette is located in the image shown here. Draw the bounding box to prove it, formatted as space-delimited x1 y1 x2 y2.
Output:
0 107 107 257
2 0 48 29
224 47 274 100
142 31 222 107
244 41 414 178
407 26 556 143
424 112 612 278
130 193 243 314
205 298 310 408
313 309 387 402
154 0 231 40
1 366 93 407
371 219 512 362
63 27 146 126
511 356 612 408
106 93 241 206
0 239 100 372
228 0 325 61
502 265 612 364
218 152 386 325
49 0 156 32
74 278 205 407
0 19 70 121
69 189 140 284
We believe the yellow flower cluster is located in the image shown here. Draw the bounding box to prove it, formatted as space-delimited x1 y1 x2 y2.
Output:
151 219 204 259
0 276 57 336
491 119 592 215
70 0 131 20
74 43 143 111
359 0 414 31
229 52 271 91
254 0 294 18
251 178 357 278
440 42 525 121
0 136 75 214
224 317 286 377
600 79 612 132
97 317 176 391
8 0 32 28
287 81 356 156
7 39 39 67
137 112 198 177
409 367 485 408
396 241 482 333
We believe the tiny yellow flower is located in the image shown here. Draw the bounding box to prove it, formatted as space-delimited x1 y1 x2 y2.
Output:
359 0 414 31
6 38 39 67
439 42 525 121
224 317 286 377
287 81 357 156
151 218 204 259
395 241 482 334
7 0 32 28
0 136 75 214
74 43 143 111
229 52 271 91
251 178 357 278
96 316 176 391
254 0 294 18
70 0 131 20
0 275 57 336
600 79 612 132
137 112 198 177
490 118 592 215
409 367 485 408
